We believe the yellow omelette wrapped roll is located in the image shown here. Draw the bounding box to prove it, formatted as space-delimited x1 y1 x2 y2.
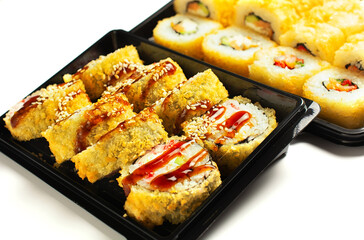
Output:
174 0 238 26
302 67 364 129
233 0 299 43
279 19 345 63
334 32 364 74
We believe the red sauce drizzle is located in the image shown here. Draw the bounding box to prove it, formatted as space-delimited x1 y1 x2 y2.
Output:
122 140 187 196
150 149 214 191
10 95 41 128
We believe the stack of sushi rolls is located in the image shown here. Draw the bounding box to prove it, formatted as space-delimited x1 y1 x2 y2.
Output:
105 58 187 112
233 0 299 43
71 107 168 183
182 96 277 175
117 136 221 228
334 32 364 74
303 67 364 129
4 80 91 141
42 91 136 165
249 46 330 95
174 0 239 26
153 14 223 59
155 69 229 135
202 26 277 77
63 45 143 100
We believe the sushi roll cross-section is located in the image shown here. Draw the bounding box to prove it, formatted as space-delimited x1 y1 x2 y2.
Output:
117 137 221 228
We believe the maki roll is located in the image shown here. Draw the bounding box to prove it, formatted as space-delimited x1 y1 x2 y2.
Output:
279 19 345 63
202 26 277 78
182 96 277 175
71 107 168 183
174 0 238 26
153 14 223 59
105 58 187 112
42 92 135 165
287 0 324 16
334 33 364 75
117 137 221 228
4 80 91 141
155 69 229 134
302 67 364 129
233 0 299 43
249 46 329 96
63 45 143 100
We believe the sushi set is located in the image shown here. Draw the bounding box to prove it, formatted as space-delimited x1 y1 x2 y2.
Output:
131 0 364 146
0 0 363 239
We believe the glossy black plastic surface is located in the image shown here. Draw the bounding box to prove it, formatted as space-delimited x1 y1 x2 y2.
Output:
0 30 319 239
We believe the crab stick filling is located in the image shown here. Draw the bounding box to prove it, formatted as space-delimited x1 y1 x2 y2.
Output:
323 78 359 92
220 35 259 51
245 13 273 39
274 54 305 70
171 18 198 35
186 1 210 18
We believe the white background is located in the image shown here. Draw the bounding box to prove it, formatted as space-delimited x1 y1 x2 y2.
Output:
1 0 364 239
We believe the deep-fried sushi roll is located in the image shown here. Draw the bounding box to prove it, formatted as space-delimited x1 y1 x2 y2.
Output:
63 45 143 100
334 33 364 75
249 46 330 95
233 0 299 43
279 19 345 63
117 137 221 228
303 67 364 129
105 58 187 112
155 69 229 135
182 96 277 175
71 107 168 183
153 14 222 59
202 26 277 78
287 0 324 16
42 92 135 165
4 80 91 141
174 0 238 26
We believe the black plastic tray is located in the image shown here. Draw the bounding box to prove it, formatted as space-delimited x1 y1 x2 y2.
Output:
130 0 364 146
0 29 319 240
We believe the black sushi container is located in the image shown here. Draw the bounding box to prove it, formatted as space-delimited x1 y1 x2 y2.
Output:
0 29 319 239
131 1 364 146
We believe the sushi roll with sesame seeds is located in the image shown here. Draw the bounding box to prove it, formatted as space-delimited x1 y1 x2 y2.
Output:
71 107 168 183
63 45 143 100
4 80 91 141
334 33 364 75
174 0 238 26
117 136 221 228
153 14 223 59
233 0 299 43
105 58 187 112
155 68 229 135
302 67 364 129
279 19 346 64
182 96 277 175
249 46 330 96
42 92 135 165
202 26 277 78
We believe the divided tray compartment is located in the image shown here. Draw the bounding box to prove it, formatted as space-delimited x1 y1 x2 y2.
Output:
130 0 364 146
0 29 319 239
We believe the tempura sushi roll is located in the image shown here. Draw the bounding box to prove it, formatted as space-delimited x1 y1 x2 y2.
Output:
233 0 299 43
183 96 277 175
279 19 345 63
105 58 187 112
4 80 91 141
71 107 168 183
153 14 222 59
303 67 364 129
42 92 135 165
249 46 330 95
202 26 277 77
334 33 364 74
117 137 221 228
63 45 143 100
288 0 324 16
155 69 228 134
174 0 238 26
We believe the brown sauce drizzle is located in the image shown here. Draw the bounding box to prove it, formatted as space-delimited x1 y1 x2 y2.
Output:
72 65 89 80
122 140 213 196
10 95 41 128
